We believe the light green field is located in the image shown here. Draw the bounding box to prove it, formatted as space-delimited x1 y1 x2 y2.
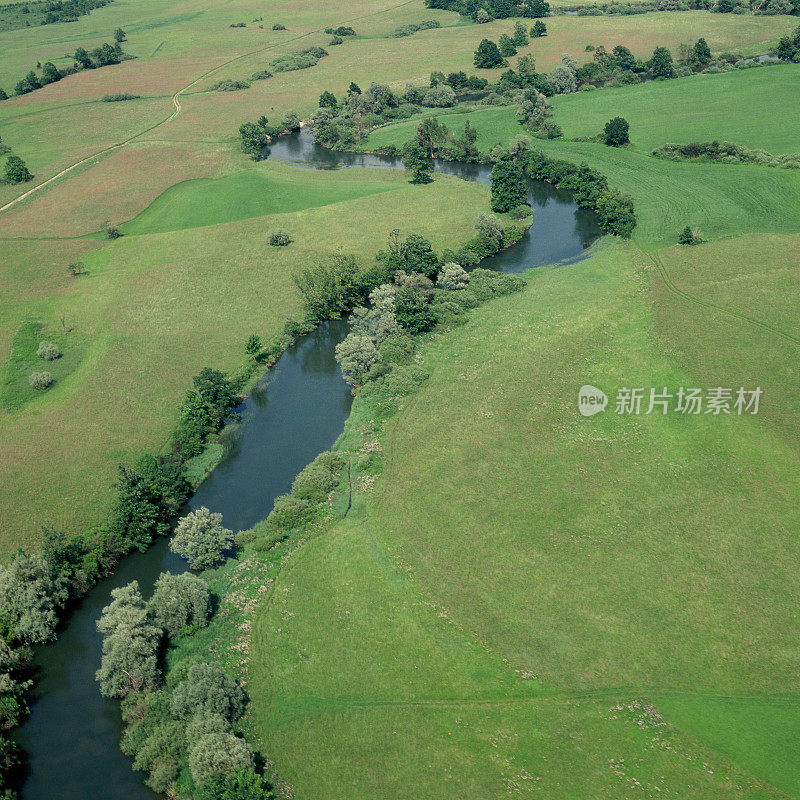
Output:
249 235 800 799
0 162 491 552
364 67 800 248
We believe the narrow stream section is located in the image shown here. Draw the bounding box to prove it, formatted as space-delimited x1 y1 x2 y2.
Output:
14 132 599 800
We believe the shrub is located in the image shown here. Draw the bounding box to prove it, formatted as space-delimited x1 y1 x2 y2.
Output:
437 263 470 290
270 47 328 72
189 733 254 785
268 229 292 246
171 661 247 722
422 84 456 107
169 507 234 570
196 768 273 800
272 23 286 29
250 69 272 81
267 494 311 528
29 371 54 390
211 79 250 91
105 223 121 239
291 455 343 502
603 116 630 146
102 92 140 101
37 340 61 361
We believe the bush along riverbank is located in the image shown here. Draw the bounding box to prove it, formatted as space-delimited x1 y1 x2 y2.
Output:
119 232 529 799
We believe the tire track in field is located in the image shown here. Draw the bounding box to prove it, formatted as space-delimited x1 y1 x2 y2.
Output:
0 0 421 215
645 247 800 347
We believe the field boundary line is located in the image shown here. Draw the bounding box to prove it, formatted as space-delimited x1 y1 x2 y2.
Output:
646 247 800 347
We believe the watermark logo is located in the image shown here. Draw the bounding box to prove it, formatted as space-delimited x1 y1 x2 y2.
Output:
577 386 762 416
578 384 608 416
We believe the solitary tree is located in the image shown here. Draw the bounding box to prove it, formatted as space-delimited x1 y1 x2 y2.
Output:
170 507 234 570
245 333 261 356
603 116 630 146
512 21 529 47
114 27 127 43
4 156 32 184
530 20 547 37
401 140 434 184
474 39 504 69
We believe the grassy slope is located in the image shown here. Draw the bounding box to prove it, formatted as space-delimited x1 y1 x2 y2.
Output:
247 66 800 799
250 238 800 799
0 163 490 553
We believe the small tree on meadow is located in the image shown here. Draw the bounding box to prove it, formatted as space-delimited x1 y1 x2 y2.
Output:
603 117 629 146
530 21 547 37
512 21 529 47
474 39 504 69
169 507 234 570
4 156 32 184
245 334 261 357
498 34 517 58
114 27 127 43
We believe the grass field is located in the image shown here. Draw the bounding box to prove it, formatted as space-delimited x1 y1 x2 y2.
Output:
238 52 800 800
0 161 490 553
248 235 800 798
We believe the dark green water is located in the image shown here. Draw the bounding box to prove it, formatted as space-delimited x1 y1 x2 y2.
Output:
14 132 599 799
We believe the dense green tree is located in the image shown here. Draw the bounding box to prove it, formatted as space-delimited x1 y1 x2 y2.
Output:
530 20 547 37
171 661 246 722
603 116 630 146
169 507 233 570
318 89 337 109
74 47 93 69
401 140 434 184
649 46 675 79
40 62 60 84
293 253 365 320
380 231 440 278
529 0 550 16
193 368 240 415
238 121 270 157
245 333 261 356
498 33 517 57
394 288 436 334
474 38 504 68
595 190 637 237
0 88 7 101
348 81 361 94
0 553 68 644
512 21 528 47
112 455 191 551
490 157 528 212
611 44 636 71
692 37 712 66
147 571 211 638
4 155 32 183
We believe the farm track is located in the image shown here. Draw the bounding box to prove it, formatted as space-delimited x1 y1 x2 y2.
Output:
0 0 420 215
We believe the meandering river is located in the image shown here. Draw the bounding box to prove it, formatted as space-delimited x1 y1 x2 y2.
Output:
14 131 599 799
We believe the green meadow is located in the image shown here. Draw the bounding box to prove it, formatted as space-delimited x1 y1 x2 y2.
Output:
0 161 490 552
